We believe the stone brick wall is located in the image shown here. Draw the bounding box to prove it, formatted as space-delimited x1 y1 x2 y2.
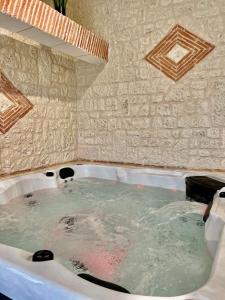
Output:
0 30 77 175
74 0 225 170
1 0 225 175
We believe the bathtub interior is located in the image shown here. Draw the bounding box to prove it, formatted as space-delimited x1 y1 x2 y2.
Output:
0 165 224 300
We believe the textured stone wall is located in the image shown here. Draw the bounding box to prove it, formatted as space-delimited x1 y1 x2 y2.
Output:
0 30 77 175
1 0 225 174
74 0 225 170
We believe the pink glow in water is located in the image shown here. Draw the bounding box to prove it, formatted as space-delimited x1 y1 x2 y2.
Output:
201 204 207 215
136 184 144 190
82 248 127 280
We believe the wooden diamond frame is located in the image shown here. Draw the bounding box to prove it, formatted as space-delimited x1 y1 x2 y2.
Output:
145 24 215 81
0 73 33 134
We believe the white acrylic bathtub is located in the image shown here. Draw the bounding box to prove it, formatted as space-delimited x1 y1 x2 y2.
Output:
0 164 224 300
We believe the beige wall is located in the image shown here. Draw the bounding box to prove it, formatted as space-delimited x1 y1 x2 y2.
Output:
1 0 225 175
0 30 77 175
74 0 225 170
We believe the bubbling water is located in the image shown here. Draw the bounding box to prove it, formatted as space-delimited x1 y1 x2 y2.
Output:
0 178 212 296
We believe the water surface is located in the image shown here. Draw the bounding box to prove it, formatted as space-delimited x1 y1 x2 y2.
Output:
0 178 212 296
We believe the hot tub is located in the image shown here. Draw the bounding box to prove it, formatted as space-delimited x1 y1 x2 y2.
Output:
0 164 224 300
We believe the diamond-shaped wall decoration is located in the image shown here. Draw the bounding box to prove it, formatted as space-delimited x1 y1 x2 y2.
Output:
145 24 215 81
0 73 33 134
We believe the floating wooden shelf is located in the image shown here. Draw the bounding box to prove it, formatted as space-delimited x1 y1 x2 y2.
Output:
0 0 109 64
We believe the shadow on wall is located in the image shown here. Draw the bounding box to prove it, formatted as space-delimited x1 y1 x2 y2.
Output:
0 29 104 101
75 61 105 100
0 28 104 175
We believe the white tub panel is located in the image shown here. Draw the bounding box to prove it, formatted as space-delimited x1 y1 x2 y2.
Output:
0 172 57 204
72 165 186 191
